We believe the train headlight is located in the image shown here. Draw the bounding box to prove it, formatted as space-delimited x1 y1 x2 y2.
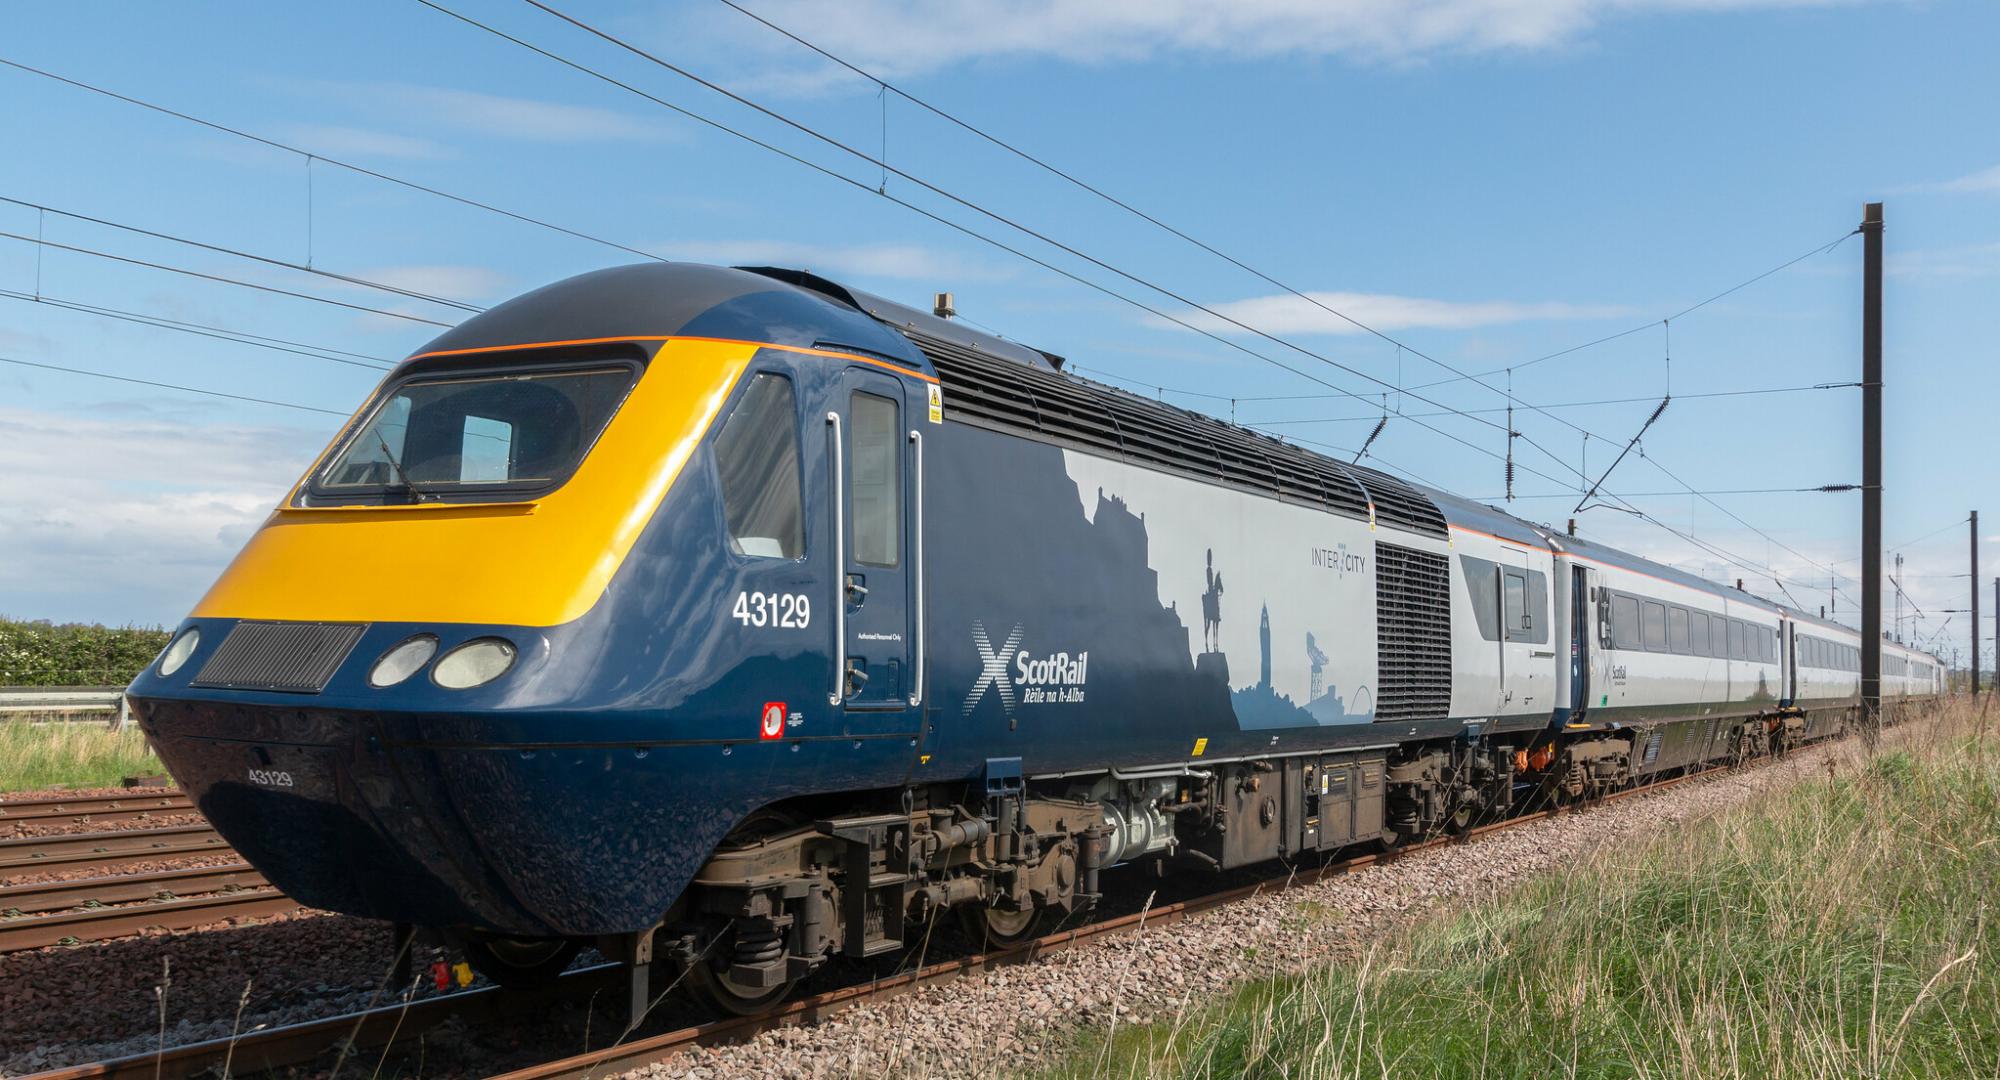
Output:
158 629 200 677
369 635 439 688
433 638 517 689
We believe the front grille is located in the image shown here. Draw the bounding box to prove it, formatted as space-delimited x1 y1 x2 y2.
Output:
1374 543 1451 723
191 621 367 693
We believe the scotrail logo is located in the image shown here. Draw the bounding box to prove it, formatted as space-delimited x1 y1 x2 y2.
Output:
964 621 1089 717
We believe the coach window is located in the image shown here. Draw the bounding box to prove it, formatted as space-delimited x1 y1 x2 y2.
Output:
850 391 901 567
713 373 804 559
1727 619 1743 660
1692 612 1711 656
1503 571 1528 637
1668 607 1690 653
1642 600 1667 651
1612 594 1641 649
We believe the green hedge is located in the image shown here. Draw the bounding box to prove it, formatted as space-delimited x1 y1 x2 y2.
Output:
0 617 172 687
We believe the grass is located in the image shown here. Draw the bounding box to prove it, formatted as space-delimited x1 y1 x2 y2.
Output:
1040 699 2000 1080
0 721 165 792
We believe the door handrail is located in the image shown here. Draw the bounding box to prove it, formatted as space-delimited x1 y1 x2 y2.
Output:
826 410 845 706
908 429 925 709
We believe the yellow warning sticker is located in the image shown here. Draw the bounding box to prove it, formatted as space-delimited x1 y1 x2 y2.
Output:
927 383 944 424
1191 737 1208 757
920 754 932 765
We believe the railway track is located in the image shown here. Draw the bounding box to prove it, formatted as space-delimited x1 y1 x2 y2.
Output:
0 793 298 953
0 823 230 872
0 792 195 826
17 759 1738 1080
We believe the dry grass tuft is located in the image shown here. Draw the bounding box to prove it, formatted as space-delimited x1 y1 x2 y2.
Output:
1044 698 2000 1079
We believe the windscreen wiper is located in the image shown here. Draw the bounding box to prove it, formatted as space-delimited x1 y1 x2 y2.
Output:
374 430 433 503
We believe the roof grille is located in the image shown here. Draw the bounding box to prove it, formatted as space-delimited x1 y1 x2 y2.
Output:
908 329 1443 536
1374 543 1452 723
192 621 367 693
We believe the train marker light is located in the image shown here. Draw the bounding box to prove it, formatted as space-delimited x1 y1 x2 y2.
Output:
433 639 517 689
158 628 200 676
760 701 786 740
369 635 438 688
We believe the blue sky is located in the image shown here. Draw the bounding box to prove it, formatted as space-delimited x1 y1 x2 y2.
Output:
1 0 1995 666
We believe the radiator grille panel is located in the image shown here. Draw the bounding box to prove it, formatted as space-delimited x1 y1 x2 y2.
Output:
910 328 1446 537
192 621 367 693
1374 543 1452 722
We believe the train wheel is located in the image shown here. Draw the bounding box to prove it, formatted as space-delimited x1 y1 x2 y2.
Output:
683 807 807 1015
959 902 1045 949
683 925 799 1016
462 935 581 989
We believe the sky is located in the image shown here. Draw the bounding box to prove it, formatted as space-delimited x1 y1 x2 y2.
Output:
0 0 1995 667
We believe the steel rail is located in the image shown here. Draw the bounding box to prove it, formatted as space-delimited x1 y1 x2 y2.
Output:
0 887 301 952
15 743 1814 1080
0 793 195 825
0 862 267 915
0 826 231 873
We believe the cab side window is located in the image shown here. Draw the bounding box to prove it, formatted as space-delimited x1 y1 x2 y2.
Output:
850 391 902 567
714 373 804 559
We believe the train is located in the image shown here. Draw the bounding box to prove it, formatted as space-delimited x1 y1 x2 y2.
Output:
126 261 1947 1018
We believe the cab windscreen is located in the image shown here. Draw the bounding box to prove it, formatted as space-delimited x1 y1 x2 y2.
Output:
313 362 635 503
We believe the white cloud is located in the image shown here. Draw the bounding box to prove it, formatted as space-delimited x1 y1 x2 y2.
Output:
686 0 1869 84
1911 163 2000 194
1888 241 2000 279
1164 290 1630 335
0 406 333 625
354 264 513 302
305 81 672 143
282 124 455 161
658 239 1010 282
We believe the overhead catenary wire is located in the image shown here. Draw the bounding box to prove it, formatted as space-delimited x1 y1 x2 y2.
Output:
0 288 396 371
703 0 1860 473
0 354 351 416
0 229 455 328
0 56 668 265
1248 382 1855 426
0 195 485 313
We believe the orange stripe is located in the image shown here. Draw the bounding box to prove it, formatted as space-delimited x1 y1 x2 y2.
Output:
409 334 940 383
410 335 670 360
1446 523 1548 553
674 336 939 383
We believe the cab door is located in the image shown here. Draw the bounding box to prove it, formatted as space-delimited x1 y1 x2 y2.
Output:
827 368 919 726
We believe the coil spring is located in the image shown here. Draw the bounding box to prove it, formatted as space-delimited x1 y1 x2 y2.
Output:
732 923 784 966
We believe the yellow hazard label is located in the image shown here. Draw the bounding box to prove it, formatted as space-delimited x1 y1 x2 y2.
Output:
920 754 931 764
1191 737 1208 757
927 383 944 424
